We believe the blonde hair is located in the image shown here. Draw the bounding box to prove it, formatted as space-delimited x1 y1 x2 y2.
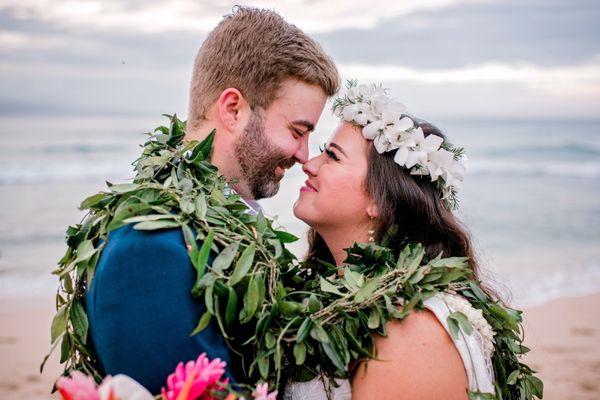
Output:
187 6 339 130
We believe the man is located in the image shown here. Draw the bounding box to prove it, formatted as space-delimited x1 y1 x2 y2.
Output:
86 6 339 394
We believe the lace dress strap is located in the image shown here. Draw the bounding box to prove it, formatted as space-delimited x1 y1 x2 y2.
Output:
423 293 495 394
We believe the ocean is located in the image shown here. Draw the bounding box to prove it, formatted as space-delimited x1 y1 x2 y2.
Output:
1 114 599 307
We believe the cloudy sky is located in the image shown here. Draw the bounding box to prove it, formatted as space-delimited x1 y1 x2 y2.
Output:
1 0 599 119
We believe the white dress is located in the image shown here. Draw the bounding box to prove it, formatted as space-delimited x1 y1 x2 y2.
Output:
283 293 495 400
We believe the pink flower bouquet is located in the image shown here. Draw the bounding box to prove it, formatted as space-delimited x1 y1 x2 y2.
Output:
56 353 277 400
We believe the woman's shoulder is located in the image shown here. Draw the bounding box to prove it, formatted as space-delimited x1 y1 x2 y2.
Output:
351 308 469 400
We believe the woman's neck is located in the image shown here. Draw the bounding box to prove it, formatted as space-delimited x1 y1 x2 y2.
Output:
318 224 372 267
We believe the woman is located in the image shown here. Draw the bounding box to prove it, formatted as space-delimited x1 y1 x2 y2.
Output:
287 82 494 399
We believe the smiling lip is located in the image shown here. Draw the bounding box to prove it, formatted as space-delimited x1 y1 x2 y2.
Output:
300 180 317 193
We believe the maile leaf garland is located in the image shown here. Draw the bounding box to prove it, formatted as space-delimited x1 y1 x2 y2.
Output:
43 115 298 387
44 115 542 400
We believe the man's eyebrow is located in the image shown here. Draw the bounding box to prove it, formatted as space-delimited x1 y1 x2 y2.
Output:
291 119 315 132
328 142 348 157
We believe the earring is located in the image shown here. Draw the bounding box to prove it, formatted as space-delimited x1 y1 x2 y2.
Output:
368 215 375 243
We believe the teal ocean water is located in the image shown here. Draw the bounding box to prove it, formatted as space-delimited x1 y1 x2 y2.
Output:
1 115 599 306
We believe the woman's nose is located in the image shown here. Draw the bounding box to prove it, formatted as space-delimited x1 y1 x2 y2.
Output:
302 154 321 176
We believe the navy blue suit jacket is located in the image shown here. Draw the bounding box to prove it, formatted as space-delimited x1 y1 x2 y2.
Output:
86 224 235 394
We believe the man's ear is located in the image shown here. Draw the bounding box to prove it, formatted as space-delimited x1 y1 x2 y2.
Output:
218 88 250 134
366 202 380 219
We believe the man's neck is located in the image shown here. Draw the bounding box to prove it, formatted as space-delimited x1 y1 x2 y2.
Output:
186 122 253 201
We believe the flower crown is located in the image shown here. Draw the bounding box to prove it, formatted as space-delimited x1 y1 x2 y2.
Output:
332 80 467 209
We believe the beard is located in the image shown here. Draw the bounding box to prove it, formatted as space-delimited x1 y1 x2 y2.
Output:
233 111 296 199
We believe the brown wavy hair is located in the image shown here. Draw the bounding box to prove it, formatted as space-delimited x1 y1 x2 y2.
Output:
306 120 497 297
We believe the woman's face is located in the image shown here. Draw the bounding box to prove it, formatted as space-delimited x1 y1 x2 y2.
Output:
293 122 375 231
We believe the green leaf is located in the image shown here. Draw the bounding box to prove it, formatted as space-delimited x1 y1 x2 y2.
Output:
107 202 151 231
241 275 260 323
447 316 460 340
190 311 212 336
354 276 380 303
449 311 473 335
230 244 256 286
344 269 364 291
180 223 197 252
51 306 68 344
312 323 330 344
274 230 299 243
265 332 276 349
79 193 106 210
307 294 322 313
527 375 544 398
179 196 195 214
294 342 307 365
469 282 488 302
194 194 207 220
133 220 181 230
107 183 138 193
507 370 520 385
258 355 269 380
188 129 215 164
296 318 312 342
225 286 238 328
74 240 96 264
191 230 215 295
123 214 176 223
279 301 302 318
367 308 380 329
70 300 89 344
320 276 343 296
256 210 268 235
211 242 239 273
59 334 71 363
321 340 346 371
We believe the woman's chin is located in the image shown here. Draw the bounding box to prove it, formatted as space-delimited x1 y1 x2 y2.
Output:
293 199 313 225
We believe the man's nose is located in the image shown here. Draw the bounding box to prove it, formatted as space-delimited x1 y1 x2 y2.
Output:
294 136 310 165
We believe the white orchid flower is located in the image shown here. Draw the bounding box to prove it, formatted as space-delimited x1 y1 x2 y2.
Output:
373 133 394 154
402 130 444 168
98 375 154 400
342 103 359 122
425 148 455 181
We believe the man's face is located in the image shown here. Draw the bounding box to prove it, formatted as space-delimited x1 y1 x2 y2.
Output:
234 79 327 199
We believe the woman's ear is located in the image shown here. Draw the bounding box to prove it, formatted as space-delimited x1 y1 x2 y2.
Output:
366 202 379 219
218 88 250 134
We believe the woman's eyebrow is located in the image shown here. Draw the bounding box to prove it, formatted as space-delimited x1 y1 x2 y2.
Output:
328 142 348 157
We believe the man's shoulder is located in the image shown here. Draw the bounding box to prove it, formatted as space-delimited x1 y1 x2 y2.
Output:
103 224 186 255
93 224 191 284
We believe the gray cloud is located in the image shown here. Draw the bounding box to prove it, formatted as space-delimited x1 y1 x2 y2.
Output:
0 0 598 118
314 0 600 68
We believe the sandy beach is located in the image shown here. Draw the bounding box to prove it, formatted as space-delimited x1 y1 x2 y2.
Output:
1 292 599 400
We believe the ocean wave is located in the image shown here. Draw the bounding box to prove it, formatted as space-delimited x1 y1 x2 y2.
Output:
0 162 135 185
481 142 600 158
468 160 600 179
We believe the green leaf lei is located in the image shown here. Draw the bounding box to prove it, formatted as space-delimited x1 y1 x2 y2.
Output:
44 115 542 400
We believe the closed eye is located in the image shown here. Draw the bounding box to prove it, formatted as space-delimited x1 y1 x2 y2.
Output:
319 144 339 161
291 127 307 138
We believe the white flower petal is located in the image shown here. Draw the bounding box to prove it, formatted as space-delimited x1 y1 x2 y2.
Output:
362 121 381 139
354 112 368 125
393 146 409 166
373 134 391 154
342 104 359 121
99 375 154 400
395 116 414 132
